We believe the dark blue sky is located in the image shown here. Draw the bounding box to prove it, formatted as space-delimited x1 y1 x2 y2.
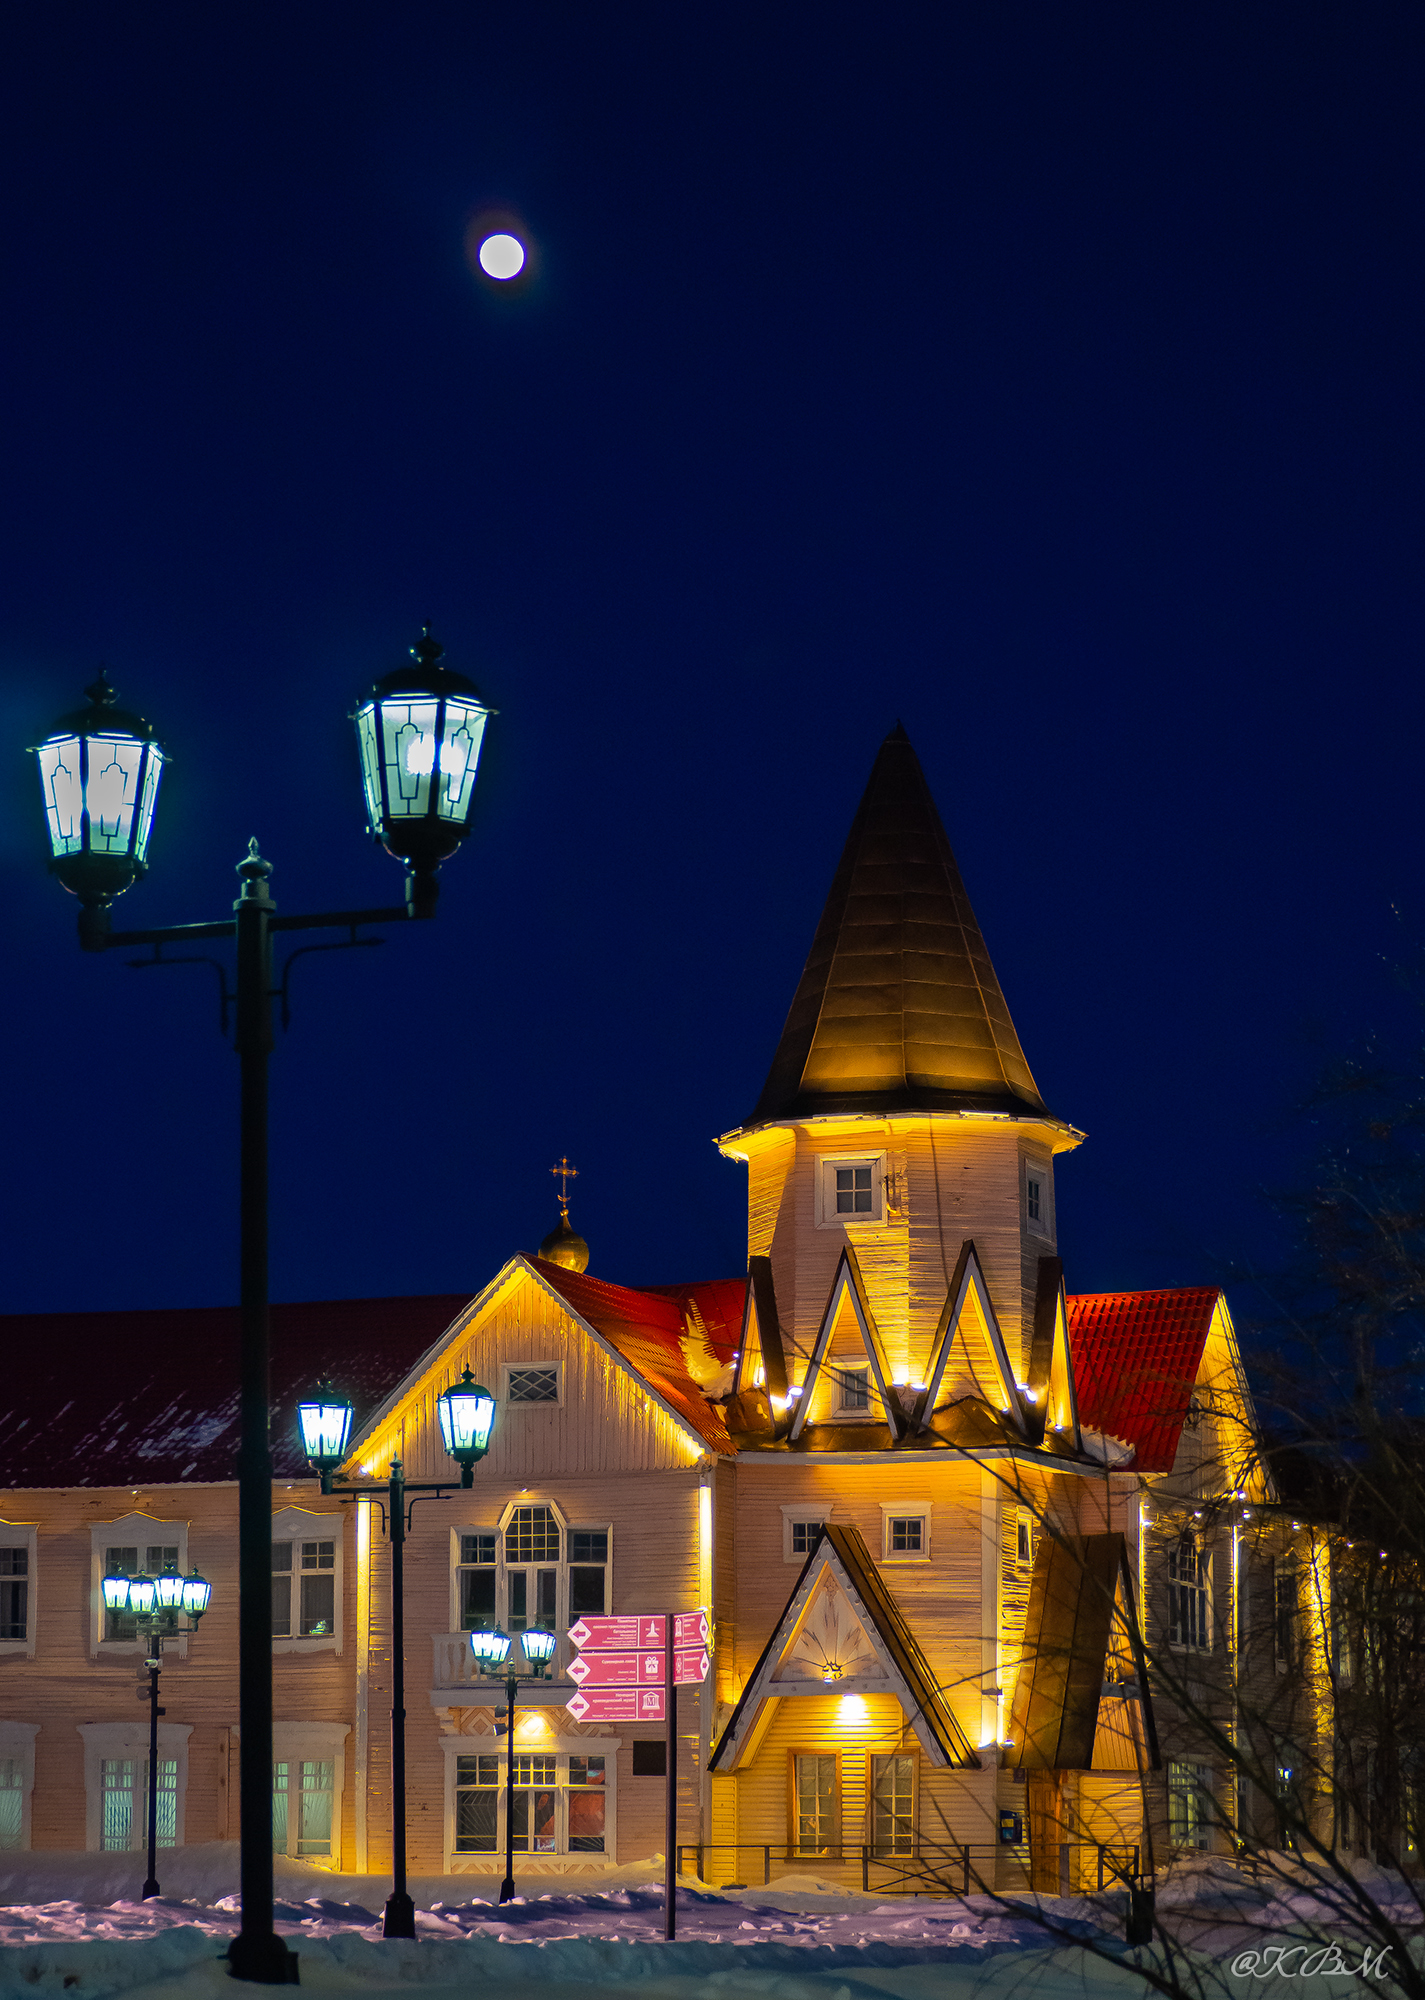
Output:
2 5 1421 1318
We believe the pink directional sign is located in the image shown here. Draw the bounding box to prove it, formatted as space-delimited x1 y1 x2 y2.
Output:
567 1649 665 1687
674 1647 710 1685
673 1610 710 1648
568 1614 666 1651
565 1687 666 1723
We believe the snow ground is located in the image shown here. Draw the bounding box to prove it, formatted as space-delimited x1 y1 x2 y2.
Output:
0 1846 1418 2000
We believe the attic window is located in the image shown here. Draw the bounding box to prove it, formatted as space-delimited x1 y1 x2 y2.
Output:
506 1366 559 1405
839 1369 870 1412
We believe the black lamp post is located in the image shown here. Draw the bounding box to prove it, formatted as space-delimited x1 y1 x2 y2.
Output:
35 629 494 1986
468 1625 558 1903
295 1373 496 1937
100 1562 213 1900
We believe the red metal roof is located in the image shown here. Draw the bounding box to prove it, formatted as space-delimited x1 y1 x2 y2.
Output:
528 1260 742 1455
0 1294 469 1489
1067 1286 1221 1473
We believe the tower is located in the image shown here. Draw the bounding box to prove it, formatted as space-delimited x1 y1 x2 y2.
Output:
717 726 1081 1397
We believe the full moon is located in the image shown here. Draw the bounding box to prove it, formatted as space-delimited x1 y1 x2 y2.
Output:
478 233 526 281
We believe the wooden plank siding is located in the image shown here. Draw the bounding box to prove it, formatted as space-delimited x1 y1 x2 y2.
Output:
0 1481 354 1858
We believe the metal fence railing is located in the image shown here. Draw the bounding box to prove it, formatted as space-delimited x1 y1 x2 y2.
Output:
675 1841 1038 1894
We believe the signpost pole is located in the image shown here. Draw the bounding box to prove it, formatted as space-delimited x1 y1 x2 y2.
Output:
664 1612 676 1941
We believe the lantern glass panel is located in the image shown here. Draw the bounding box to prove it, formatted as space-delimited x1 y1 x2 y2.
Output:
522 1627 557 1666
181 1574 212 1618
297 1394 353 1467
355 704 382 833
436 700 489 825
154 1569 186 1612
37 738 84 857
127 1574 157 1618
85 736 147 854
380 699 439 819
470 1626 511 1667
438 1380 495 1460
134 746 163 862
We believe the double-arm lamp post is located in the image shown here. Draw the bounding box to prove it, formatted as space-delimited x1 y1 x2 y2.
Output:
34 629 494 1985
293 1371 496 1938
467 1625 559 1904
98 1563 214 1901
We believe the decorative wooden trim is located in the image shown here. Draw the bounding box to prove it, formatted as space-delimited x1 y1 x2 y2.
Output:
910 1240 1027 1437
788 1246 903 1443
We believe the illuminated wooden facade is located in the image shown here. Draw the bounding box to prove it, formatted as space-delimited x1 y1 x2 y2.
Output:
0 728 1318 1886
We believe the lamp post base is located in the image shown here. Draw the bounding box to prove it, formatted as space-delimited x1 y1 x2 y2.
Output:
382 1891 417 1939
227 1935 301 1984
498 1876 515 1905
141 1875 160 1900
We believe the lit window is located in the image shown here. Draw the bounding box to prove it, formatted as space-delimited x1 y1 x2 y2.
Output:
567 1754 606 1852
272 1760 334 1859
1168 1536 1211 1651
272 1540 335 1639
453 1751 607 1857
101 1758 176 1852
105 1545 178 1642
513 1754 558 1852
507 1367 559 1404
1168 1762 1211 1850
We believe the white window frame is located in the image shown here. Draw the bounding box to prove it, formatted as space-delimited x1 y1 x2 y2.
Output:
1168 1535 1213 1653
0 1520 38 1658
814 1152 888 1230
270 1722 349 1868
1022 1153 1055 1240
831 1361 875 1419
271 1506 344 1656
90 1513 189 1659
78 1720 191 1852
880 1501 932 1563
502 1361 563 1408
441 1731 621 1870
0 1721 38 1850
448 1502 613 1655
1168 1760 1213 1850
781 1505 830 1564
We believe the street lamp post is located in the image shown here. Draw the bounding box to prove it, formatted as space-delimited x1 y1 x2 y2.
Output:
34 630 494 1986
468 1625 558 1903
100 1563 213 1900
295 1373 496 1938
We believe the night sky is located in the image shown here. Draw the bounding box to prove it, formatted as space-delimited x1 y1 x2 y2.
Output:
1 7 1421 1323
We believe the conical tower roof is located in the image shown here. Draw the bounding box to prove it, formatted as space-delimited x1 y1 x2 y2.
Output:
743 727 1059 1129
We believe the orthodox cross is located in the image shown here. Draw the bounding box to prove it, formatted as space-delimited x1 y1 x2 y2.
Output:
549 1156 580 1221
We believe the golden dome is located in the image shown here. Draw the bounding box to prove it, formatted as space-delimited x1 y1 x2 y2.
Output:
539 1211 589 1273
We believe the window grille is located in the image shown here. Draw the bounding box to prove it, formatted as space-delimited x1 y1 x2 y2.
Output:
1168 1536 1211 1651
0 1549 27 1642
507 1368 559 1404
505 1507 560 1564
871 1754 915 1855
888 1517 924 1554
0 1759 22 1850
272 1540 335 1639
272 1760 334 1858
835 1165 873 1214
839 1369 870 1411
455 1754 500 1853
793 1753 839 1854
100 1757 176 1851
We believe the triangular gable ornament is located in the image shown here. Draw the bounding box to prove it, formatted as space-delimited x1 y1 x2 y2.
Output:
1027 1256 1081 1452
709 1524 980 1772
788 1246 903 1442
910 1240 1027 1437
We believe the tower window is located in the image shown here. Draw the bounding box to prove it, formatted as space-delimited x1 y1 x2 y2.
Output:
506 1366 559 1404
816 1154 886 1228
839 1368 870 1412
1023 1156 1054 1239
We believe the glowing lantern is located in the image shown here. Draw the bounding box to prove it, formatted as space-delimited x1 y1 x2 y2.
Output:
296 1383 355 1492
522 1627 557 1676
470 1626 512 1671
102 1569 132 1615
181 1570 213 1623
436 1369 496 1486
154 1566 187 1614
33 673 164 946
354 627 494 915
126 1572 157 1619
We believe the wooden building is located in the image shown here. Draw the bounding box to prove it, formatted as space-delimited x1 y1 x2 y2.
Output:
0 727 1310 1888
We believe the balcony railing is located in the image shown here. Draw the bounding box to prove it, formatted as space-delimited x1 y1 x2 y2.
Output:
431 1630 578 1692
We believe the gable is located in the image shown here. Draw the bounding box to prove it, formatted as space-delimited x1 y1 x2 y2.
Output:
347 1258 728 1485
787 1248 903 1442
710 1523 980 1772
911 1241 1026 1437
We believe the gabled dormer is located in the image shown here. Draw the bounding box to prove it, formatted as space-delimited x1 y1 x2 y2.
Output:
718 727 1082 1401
